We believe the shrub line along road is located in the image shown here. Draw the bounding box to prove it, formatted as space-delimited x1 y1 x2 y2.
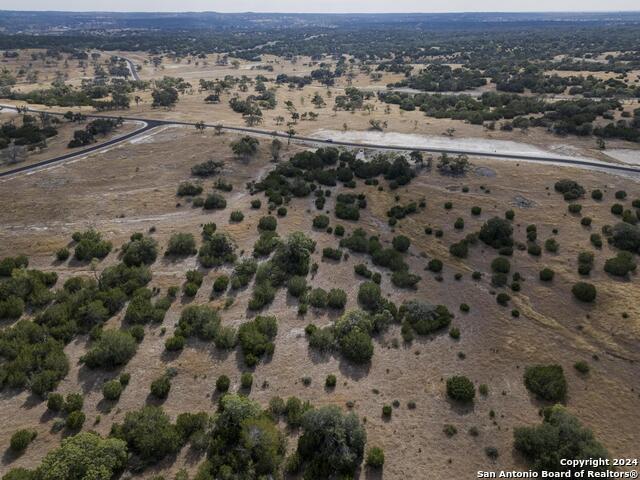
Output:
2 105 640 179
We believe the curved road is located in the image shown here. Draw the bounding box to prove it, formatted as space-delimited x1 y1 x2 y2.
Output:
1 105 640 179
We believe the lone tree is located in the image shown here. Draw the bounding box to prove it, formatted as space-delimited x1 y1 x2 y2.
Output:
231 136 259 159
195 120 206 133
270 138 283 162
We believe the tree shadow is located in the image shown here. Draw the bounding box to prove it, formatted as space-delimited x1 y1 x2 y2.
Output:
446 398 476 416
364 466 384 480
1 448 20 466
338 358 371 381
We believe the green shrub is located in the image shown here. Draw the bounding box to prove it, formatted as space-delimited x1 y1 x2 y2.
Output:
491 257 511 274
121 234 158 267
479 217 513 249
366 447 385 469
313 215 330 229
523 364 567 401
392 235 410 252
610 222 640 252
198 233 236 267
454 217 465 229
216 375 230 392
334 225 345 236
568 204 582 214
604 251 637 276
277 207 287 217
287 276 308 297
428 258 443 272
112 406 180 465
611 203 623 215
240 372 253 389
505 210 515 220
496 292 510 306
391 270 421 289
449 240 469 258
449 327 460 339
308 287 329 308
544 238 559 253
177 181 203 197
446 376 475 402
251 199 262 209
66 410 86 430
572 282 596 302
230 210 244 222
327 289 347 309
81 330 137 369
55 247 70 261
539 268 554 282
325 374 337 388
150 375 171 399
591 189 603 200
322 247 342 260
213 275 229 293
10 429 37 452
0 255 28 277
164 335 185 351
574 361 590 374
528 243 541 256
258 215 277 231
238 316 277 366
47 393 64 411
203 193 227 210
401 300 452 336
165 233 197 256
102 379 124 401
615 190 627 200
358 281 382 311
443 424 458 437
73 229 112 261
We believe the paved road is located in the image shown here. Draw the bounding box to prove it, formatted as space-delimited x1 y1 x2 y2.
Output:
117 56 140 81
2 105 640 178
0 117 158 178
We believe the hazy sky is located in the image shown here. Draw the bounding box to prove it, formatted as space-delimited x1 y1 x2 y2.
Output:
1 0 639 12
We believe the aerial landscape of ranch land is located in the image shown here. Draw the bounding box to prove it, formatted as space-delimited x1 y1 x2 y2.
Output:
0 9 639 480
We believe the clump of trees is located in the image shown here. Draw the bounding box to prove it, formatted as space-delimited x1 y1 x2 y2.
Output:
121 233 157 267
191 159 224 177
307 309 391 364
196 394 285 479
479 217 513 249
165 232 197 256
111 405 181 466
514 405 608 473
3 432 128 480
292 405 366 478
72 229 112 261
524 364 567 402
554 179 585 200
81 329 138 369
400 300 452 340
199 232 236 267
238 315 277 366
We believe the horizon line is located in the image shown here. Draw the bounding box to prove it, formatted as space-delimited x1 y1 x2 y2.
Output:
2 9 640 14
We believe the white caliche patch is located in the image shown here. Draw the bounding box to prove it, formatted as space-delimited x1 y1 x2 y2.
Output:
604 149 640 165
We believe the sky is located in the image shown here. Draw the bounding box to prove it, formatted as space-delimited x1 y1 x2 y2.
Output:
1 0 638 12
